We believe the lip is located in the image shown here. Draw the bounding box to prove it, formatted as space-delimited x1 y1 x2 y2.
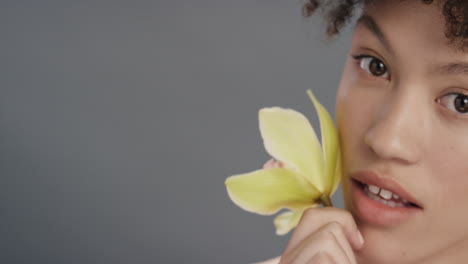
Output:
352 170 421 207
350 170 423 226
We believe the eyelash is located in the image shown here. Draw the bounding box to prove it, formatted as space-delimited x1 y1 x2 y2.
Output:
351 54 390 80
351 54 468 117
437 92 468 116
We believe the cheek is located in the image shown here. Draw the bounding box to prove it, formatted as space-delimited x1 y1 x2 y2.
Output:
424 143 468 238
423 113 468 204
429 142 468 203
337 61 360 136
336 63 376 168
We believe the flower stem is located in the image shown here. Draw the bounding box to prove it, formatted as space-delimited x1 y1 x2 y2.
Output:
320 195 333 207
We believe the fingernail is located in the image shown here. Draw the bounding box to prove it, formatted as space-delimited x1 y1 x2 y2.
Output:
357 230 364 246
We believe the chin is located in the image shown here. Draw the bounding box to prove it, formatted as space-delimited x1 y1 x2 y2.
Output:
342 177 418 264
353 225 412 264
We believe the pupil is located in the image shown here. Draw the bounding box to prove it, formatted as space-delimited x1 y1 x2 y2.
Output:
370 59 386 76
454 94 468 113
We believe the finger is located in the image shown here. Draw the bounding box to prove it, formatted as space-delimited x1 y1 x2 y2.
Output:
284 207 364 254
322 222 357 264
282 223 354 264
254 256 280 264
307 253 335 264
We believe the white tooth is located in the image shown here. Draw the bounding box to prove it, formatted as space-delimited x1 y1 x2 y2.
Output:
368 184 380 195
381 199 389 206
393 193 400 199
373 195 381 203
365 188 407 207
379 189 393 200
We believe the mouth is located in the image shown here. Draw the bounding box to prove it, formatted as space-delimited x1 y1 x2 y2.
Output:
354 180 421 209
350 171 423 226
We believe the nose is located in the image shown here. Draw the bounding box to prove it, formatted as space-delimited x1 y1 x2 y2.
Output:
363 90 424 165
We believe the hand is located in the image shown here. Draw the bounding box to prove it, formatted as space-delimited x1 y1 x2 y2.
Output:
279 207 364 264
262 159 364 264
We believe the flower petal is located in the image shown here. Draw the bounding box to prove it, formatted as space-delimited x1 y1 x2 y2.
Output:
259 107 325 192
273 210 303 236
307 90 340 196
273 206 318 235
331 151 342 195
225 168 321 215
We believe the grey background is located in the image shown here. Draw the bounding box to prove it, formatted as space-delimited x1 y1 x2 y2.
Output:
2 0 354 263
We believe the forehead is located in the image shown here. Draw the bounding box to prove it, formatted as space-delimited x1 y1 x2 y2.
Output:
356 1 465 57
360 0 466 54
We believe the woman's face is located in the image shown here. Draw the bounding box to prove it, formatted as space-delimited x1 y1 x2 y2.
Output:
337 1 468 263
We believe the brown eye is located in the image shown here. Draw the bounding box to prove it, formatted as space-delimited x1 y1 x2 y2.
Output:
439 93 468 114
368 58 387 76
454 94 468 113
353 55 389 79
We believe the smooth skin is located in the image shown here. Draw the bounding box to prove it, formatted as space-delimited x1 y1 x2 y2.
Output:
257 0 468 263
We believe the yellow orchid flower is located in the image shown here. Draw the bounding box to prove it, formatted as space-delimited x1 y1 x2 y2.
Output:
225 90 341 235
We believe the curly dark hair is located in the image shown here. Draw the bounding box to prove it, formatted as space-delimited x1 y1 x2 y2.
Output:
303 0 468 51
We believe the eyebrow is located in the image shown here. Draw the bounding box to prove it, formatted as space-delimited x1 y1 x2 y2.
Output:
356 14 394 54
433 62 468 76
356 14 468 77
